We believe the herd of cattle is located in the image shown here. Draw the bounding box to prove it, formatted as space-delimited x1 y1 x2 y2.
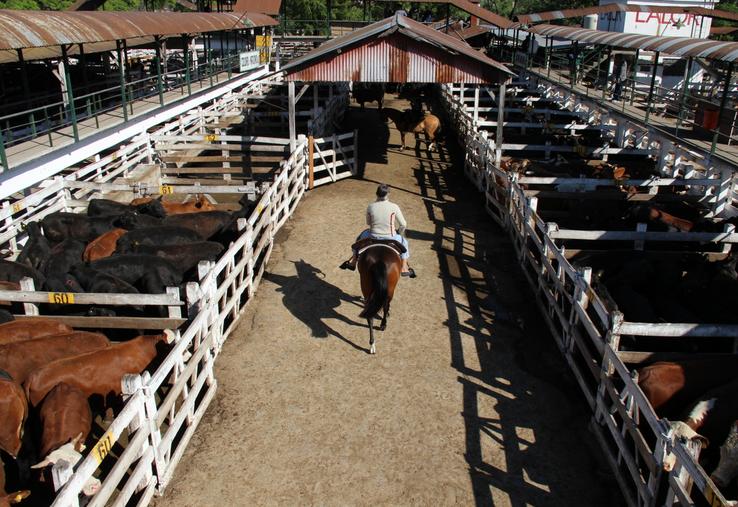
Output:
0 316 175 505
497 151 738 498
0 194 255 318
0 193 258 504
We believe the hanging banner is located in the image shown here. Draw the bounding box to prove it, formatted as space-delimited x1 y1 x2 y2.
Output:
256 35 272 64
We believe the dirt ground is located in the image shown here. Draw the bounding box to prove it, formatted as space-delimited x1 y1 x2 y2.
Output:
153 95 620 507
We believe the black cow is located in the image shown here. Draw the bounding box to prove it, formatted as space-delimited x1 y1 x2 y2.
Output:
130 242 224 272
115 211 163 230
41 213 117 243
0 260 45 288
71 265 140 295
87 198 166 218
0 309 13 324
115 226 203 253
16 222 50 271
163 212 233 240
41 239 85 278
88 255 181 293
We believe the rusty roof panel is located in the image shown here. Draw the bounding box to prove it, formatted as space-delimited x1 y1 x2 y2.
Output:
529 24 738 62
232 0 281 15
451 25 490 41
282 14 513 84
374 0 513 29
711 26 738 35
285 29 510 84
0 10 277 52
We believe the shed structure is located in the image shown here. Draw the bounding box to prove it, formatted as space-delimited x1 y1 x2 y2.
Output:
280 14 514 151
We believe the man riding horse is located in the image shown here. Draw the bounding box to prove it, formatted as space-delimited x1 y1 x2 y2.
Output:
340 184 416 278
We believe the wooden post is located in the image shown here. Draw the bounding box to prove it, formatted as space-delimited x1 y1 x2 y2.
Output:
308 135 314 189
496 82 506 162
644 51 660 123
288 80 296 152
473 86 479 124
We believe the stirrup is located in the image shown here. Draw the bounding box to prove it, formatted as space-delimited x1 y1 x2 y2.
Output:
339 261 356 271
401 267 416 278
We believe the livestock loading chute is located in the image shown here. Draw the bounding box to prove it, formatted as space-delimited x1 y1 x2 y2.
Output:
0 69 357 506
440 80 738 506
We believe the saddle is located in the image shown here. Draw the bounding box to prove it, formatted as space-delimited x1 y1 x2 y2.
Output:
352 238 406 256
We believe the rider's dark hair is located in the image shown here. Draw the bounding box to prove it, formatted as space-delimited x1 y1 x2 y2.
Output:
376 184 390 198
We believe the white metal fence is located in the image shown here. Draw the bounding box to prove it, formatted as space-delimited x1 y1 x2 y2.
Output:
0 67 358 506
440 81 738 507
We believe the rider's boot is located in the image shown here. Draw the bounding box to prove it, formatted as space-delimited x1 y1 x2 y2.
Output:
339 255 357 271
401 259 416 278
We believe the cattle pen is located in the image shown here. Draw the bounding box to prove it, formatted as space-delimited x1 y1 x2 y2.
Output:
2 5 738 507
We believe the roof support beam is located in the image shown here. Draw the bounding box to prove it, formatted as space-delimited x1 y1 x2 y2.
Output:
711 62 734 157
644 51 660 124
60 44 79 142
116 40 128 123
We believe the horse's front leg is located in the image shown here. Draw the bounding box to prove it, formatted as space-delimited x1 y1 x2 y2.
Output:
368 317 376 354
400 132 406 151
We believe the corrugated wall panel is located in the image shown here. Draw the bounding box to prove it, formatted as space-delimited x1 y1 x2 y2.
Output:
287 33 498 83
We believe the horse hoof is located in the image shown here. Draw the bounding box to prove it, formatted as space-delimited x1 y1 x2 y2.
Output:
370 344 376 354
379 324 386 331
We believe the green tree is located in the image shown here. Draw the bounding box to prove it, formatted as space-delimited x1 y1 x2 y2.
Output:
0 0 41 8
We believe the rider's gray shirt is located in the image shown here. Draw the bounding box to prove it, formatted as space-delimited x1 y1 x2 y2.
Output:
366 198 407 237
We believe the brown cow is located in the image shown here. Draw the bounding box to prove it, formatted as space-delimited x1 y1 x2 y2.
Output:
0 370 27 458
0 318 73 346
637 356 738 419
648 207 694 232
38 383 92 459
130 195 216 215
0 331 110 384
25 330 174 406
0 458 30 507
83 228 126 261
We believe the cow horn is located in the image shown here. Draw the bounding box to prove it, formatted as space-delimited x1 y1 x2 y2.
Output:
163 329 176 344
9 490 30 504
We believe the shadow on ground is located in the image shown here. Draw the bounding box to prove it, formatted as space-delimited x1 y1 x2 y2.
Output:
264 259 369 353
410 98 623 507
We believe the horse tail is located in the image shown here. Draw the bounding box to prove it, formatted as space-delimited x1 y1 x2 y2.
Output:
360 261 388 319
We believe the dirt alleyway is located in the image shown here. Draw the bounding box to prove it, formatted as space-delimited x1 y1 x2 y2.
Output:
153 95 618 507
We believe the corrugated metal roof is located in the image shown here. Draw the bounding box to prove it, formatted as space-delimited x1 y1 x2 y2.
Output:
374 0 514 29
282 14 514 83
0 10 276 63
0 10 276 51
232 0 281 15
711 26 738 35
529 24 738 62
515 5 738 26
452 25 490 41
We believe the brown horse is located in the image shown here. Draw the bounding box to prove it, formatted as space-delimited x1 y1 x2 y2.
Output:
358 245 402 354
381 108 441 151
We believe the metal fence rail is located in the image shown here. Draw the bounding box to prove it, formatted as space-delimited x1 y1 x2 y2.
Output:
440 81 738 507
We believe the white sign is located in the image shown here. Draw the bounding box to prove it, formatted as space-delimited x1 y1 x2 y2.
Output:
597 0 716 38
239 51 261 72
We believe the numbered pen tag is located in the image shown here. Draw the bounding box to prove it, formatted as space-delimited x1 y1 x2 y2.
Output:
48 292 75 304
92 431 115 465
12 202 22 213
159 185 174 195
204 134 217 142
